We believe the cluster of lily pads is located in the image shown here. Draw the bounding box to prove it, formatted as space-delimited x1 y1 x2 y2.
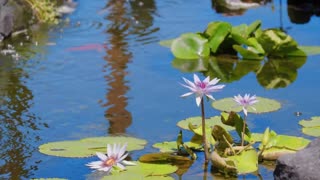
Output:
35 73 320 179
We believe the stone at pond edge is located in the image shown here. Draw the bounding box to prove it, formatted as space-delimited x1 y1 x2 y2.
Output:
273 137 320 180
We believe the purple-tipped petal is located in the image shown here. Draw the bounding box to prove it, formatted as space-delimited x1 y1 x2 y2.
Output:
96 152 108 161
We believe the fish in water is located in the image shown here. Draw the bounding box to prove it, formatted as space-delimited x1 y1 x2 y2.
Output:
66 43 107 52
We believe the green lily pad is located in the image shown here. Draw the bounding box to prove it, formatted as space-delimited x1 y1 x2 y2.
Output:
171 33 210 59
259 134 310 151
227 149 258 174
177 116 234 131
299 46 320 56
101 161 177 180
212 97 281 114
159 39 175 48
39 136 147 158
139 153 193 176
153 140 202 153
299 116 320 137
32 179 67 180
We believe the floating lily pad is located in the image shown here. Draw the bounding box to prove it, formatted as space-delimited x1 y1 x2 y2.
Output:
159 39 175 48
32 179 67 180
299 46 320 56
39 136 147 158
261 134 310 151
260 147 296 161
212 97 281 114
153 141 202 153
299 116 320 137
101 161 177 180
227 149 258 174
177 116 234 131
139 153 193 176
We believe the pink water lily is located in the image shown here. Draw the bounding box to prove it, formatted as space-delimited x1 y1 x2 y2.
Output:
86 143 136 174
181 74 225 106
233 94 258 116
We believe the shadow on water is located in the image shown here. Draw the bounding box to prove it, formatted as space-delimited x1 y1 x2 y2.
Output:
0 55 44 179
100 0 157 134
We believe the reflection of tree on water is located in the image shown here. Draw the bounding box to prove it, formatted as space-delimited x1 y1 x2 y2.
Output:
211 0 271 16
101 0 156 134
287 0 320 24
0 55 42 179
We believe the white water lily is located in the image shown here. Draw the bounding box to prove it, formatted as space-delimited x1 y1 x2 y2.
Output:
181 74 225 106
86 143 136 174
233 94 258 116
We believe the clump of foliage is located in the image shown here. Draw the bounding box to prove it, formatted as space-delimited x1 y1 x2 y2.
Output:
23 0 60 24
161 20 306 60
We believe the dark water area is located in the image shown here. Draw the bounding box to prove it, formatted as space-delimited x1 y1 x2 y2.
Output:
0 0 319 179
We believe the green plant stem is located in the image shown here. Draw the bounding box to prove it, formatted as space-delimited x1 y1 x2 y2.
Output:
200 98 209 163
241 115 247 146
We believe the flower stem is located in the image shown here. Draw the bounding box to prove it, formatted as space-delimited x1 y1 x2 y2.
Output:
241 115 247 146
201 97 209 163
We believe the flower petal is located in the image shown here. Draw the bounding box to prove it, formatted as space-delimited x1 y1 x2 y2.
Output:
193 74 201 84
181 92 194 97
122 160 137 166
96 152 108 161
196 95 202 106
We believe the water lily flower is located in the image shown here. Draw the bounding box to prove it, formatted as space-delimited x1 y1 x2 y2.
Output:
181 74 225 106
86 143 136 174
233 94 258 116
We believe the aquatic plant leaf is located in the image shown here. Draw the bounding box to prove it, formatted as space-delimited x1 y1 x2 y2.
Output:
220 111 251 140
244 133 264 143
204 21 232 53
260 134 310 151
227 149 258 174
159 39 175 48
212 97 281 114
153 141 177 153
188 122 216 146
299 116 320 137
171 58 208 72
139 153 192 176
39 136 147 157
212 125 233 151
299 46 320 56
171 33 210 59
32 179 67 180
101 161 177 180
177 116 234 131
233 45 264 60
247 20 262 36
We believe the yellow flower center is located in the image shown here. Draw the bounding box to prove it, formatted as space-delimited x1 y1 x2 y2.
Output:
105 158 116 166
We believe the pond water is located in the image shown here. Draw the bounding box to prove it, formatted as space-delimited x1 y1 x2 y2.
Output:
0 0 320 179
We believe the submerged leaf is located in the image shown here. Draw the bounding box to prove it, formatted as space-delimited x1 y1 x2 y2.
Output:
212 97 281 114
39 136 147 157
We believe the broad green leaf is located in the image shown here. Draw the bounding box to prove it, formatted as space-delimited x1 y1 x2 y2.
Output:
299 116 320 137
247 20 262 36
220 111 250 140
204 22 232 53
212 97 281 114
260 134 310 151
299 116 320 127
177 116 234 131
171 58 208 72
244 133 264 143
101 162 177 180
139 153 192 176
188 122 216 146
247 37 265 54
227 149 258 174
233 45 264 60
299 46 320 56
212 125 233 151
159 39 175 48
301 127 320 137
32 179 67 180
171 33 210 59
39 136 147 157
152 141 202 153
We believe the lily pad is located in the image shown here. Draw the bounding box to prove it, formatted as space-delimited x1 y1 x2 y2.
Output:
227 149 258 174
32 179 67 180
171 33 210 59
260 147 296 161
159 38 175 48
299 116 320 137
212 97 281 114
177 116 234 131
259 134 310 151
153 140 202 153
139 153 193 176
39 136 147 158
101 161 177 180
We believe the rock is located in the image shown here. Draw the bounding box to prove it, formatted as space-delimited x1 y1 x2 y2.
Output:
0 5 14 39
274 137 320 180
